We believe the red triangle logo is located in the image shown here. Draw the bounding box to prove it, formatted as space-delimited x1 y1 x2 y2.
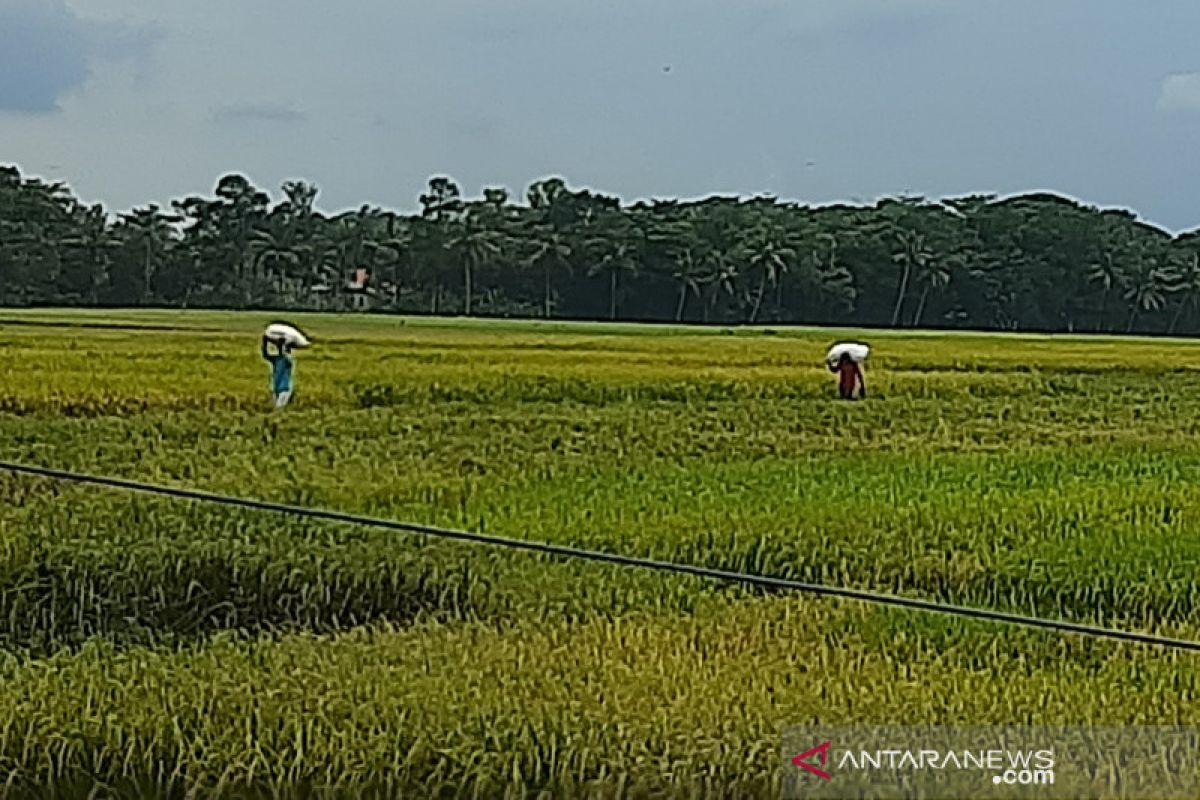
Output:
792 741 833 780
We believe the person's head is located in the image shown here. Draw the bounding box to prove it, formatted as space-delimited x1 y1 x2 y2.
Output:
839 353 851 366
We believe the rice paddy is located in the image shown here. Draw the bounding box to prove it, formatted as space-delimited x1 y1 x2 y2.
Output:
1 310 1199 798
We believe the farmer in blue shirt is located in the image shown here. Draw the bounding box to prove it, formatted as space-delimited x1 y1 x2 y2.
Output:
261 335 295 409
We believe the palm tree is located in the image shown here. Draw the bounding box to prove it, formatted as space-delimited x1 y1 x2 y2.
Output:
588 238 641 320
249 217 303 301
701 253 738 323
449 216 502 316
889 228 932 327
645 214 706 323
585 219 643 321
1168 252 1200 334
525 227 572 318
1123 260 1176 332
671 249 705 322
1087 252 1123 332
737 223 796 324
911 258 952 327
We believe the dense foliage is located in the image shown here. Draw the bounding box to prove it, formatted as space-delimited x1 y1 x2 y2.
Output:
4 165 1200 332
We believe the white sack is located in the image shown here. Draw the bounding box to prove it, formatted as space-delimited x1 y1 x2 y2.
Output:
826 342 869 365
264 323 311 349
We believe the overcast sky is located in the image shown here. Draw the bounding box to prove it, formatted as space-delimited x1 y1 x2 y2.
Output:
3 0 1199 231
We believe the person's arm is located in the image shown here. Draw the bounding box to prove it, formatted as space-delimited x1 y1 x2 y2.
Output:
261 336 272 361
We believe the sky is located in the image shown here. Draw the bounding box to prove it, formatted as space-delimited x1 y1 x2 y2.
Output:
2 0 1199 231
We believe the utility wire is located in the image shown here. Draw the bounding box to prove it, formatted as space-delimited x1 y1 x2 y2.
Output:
2 459 1199 653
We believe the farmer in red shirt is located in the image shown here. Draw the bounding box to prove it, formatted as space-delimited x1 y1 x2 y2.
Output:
830 352 865 400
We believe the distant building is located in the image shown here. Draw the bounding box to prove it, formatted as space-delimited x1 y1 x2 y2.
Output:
313 268 377 310
347 268 373 310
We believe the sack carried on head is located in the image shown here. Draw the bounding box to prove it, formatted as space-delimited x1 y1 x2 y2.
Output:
264 323 311 349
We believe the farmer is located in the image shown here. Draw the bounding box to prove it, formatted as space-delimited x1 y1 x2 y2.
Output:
830 352 866 400
261 335 295 409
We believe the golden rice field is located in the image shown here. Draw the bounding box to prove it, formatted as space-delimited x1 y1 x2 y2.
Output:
1 309 1200 798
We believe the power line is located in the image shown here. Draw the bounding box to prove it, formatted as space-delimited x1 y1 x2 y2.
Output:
2 459 1199 653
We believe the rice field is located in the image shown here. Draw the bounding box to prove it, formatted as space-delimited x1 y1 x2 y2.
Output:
1 310 1200 798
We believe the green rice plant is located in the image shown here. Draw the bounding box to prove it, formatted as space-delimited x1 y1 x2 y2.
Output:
2 311 1200 796
0 598 1197 798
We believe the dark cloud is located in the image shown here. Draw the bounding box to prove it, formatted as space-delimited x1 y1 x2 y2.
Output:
211 103 308 125
0 0 159 112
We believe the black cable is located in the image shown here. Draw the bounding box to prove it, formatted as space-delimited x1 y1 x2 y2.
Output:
3 459 1199 653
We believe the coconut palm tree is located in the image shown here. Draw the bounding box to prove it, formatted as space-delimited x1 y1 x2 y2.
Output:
1168 251 1200 334
736 222 796 324
701 252 738 323
585 217 643 321
448 213 503 316
911 258 952 327
889 228 933 327
524 227 572 318
1087 252 1124 332
671 248 705 322
249 216 303 301
1123 259 1176 332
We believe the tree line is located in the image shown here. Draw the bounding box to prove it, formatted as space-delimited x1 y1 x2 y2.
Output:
3 163 1199 333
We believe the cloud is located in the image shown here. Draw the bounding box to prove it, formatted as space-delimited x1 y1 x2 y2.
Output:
210 102 308 125
0 0 88 111
0 0 159 112
1158 73 1200 113
780 0 956 31
449 0 955 46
